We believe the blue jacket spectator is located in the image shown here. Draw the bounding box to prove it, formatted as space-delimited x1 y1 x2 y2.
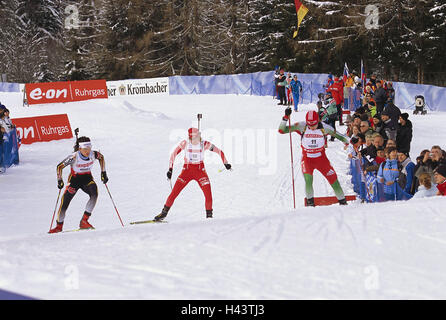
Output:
290 75 303 112
398 152 415 194
377 147 400 200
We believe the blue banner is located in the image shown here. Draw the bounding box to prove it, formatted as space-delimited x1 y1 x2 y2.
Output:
169 71 446 112
0 82 20 92
0 130 20 172
169 71 334 103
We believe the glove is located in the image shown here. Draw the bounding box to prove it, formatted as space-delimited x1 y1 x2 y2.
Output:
167 168 173 180
57 179 64 190
224 163 232 170
101 171 109 184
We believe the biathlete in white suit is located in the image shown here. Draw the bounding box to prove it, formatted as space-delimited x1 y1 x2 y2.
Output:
49 136 108 233
278 107 349 206
153 128 231 221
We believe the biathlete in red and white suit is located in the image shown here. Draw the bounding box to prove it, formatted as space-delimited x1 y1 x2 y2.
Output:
154 128 231 221
278 108 349 206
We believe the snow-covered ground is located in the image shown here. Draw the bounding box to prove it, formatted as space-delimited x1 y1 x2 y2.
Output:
1 93 446 299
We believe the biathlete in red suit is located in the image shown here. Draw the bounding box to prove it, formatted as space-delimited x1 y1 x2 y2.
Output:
278 108 349 206
154 128 231 221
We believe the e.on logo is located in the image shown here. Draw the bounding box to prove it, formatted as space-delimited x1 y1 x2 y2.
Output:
29 87 68 101
26 82 71 105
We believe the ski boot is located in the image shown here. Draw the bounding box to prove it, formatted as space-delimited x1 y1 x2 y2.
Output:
79 212 94 229
49 221 63 234
206 209 213 219
306 198 315 207
154 205 170 222
338 198 348 205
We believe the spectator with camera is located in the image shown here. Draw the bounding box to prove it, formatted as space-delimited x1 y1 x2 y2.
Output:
416 146 446 179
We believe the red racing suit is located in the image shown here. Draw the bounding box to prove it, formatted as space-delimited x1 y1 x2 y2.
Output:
278 117 349 183
165 139 229 210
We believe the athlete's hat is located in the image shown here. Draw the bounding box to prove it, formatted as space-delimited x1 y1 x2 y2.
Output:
79 141 92 149
188 127 199 139
306 110 319 126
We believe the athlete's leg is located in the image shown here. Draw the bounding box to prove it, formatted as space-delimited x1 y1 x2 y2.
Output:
57 186 77 223
195 171 213 211
318 156 345 200
293 93 299 111
303 173 315 199
301 158 315 200
80 181 98 215
165 169 191 208
330 179 345 200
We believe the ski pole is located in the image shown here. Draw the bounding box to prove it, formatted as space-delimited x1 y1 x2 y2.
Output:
288 117 296 209
104 184 124 227
49 189 62 232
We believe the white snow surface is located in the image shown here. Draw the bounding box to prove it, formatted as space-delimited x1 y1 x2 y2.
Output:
1 93 446 299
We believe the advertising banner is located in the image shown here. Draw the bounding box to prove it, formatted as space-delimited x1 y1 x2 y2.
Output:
25 80 108 105
106 77 169 98
12 114 73 145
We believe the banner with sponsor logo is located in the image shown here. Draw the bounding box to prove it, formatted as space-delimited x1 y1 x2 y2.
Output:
11 114 73 145
106 77 169 98
25 80 108 105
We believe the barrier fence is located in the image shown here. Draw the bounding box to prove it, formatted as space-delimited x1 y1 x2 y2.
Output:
0 82 20 93
168 71 446 111
2 72 446 110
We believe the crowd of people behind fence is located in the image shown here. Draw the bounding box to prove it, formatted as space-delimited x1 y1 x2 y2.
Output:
274 68 446 199
331 71 446 199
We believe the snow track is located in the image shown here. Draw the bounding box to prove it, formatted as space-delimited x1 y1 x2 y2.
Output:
1 93 446 299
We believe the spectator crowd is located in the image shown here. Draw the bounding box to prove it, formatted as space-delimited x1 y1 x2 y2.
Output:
319 71 446 199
